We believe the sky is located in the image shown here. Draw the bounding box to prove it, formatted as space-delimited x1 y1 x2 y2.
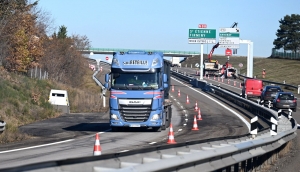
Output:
38 0 299 62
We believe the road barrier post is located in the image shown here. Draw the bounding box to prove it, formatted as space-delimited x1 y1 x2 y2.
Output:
250 116 258 139
298 85 300 94
270 117 278 136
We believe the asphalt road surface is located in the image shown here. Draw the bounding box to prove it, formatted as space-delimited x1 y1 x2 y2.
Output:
0 69 250 170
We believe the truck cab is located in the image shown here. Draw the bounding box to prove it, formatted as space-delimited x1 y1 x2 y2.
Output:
104 51 172 132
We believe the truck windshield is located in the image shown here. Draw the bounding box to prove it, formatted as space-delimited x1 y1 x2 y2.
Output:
111 72 159 90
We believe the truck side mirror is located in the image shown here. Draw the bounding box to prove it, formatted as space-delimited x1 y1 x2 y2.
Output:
163 74 168 83
105 74 110 83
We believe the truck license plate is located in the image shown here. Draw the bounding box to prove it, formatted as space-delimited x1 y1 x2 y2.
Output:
130 124 140 127
247 92 253 94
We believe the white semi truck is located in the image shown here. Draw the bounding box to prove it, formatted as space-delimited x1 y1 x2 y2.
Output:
171 57 181 67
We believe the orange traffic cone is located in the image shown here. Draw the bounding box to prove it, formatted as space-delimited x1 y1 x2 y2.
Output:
192 115 199 130
172 85 174 92
167 124 176 144
194 101 198 111
178 89 181 97
234 81 236 86
214 76 216 80
93 133 102 156
186 95 190 104
197 109 202 120
218 77 220 82
227 79 230 84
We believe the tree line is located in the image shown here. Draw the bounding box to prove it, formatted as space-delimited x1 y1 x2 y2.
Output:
273 14 300 54
0 0 90 86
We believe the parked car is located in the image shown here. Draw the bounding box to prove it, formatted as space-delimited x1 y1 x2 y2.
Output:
241 79 263 99
260 85 283 104
273 92 297 112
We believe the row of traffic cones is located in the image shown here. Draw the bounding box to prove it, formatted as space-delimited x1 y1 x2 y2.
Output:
167 113 202 144
204 76 242 88
93 109 204 153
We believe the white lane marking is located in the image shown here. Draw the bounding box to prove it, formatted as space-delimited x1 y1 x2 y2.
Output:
0 139 74 154
184 124 187 126
172 77 251 131
119 150 129 153
149 142 156 145
0 131 107 154
178 129 183 132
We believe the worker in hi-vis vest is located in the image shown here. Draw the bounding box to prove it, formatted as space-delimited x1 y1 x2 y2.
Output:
262 69 266 78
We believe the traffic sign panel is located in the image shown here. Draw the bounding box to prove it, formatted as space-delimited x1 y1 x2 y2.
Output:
239 63 243 68
219 27 240 48
225 49 232 56
218 44 240 48
198 24 207 28
188 39 216 44
189 29 216 39
188 29 216 44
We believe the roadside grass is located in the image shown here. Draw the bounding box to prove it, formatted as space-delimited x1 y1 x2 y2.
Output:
0 68 105 144
181 55 300 94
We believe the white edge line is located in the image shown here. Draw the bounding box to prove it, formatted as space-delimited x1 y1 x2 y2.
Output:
0 139 74 154
0 131 107 154
172 77 251 131
149 142 156 145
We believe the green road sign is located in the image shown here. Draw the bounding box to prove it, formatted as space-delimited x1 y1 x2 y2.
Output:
219 33 240 37
189 29 216 39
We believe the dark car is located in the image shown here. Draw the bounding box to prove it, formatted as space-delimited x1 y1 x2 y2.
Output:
260 86 283 104
273 92 297 112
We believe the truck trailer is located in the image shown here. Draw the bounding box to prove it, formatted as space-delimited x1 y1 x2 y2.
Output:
104 50 173 132
171 57 181 67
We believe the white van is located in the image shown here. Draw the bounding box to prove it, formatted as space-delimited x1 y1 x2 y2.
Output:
48 89 70 113
49 89 69 106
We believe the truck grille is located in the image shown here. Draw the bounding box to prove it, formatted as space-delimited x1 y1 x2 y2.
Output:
119 105 151 122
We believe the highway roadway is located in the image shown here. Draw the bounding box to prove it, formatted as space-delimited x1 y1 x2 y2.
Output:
0 66 251 170
178 67 300 172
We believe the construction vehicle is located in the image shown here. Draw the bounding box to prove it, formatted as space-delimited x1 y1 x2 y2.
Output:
205 22 238 78
203 59 222 76
104 50 172 132
220 61 237 79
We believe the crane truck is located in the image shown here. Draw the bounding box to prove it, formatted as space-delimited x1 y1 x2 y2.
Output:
204 22 239 79
104 50 172 132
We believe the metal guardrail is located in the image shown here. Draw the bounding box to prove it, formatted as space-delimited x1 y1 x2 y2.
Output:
0 70 297 172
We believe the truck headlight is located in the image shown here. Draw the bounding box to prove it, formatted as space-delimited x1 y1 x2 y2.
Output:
111 114 119 120
151 114 160 120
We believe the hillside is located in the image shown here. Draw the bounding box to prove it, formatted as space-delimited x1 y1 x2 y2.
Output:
0 67 104 144
181 54 300 86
